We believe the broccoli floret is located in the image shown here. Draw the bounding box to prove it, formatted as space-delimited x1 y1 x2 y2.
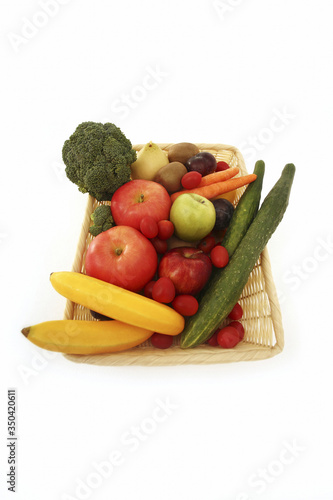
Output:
89 204 114 237
62 122 136 201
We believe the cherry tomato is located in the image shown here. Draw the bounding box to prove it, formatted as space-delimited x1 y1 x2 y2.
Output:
228 302 243 320
210 245 229 268
140 216 159 239
206 330 219 346
181 171 202 189
143 280 156 299
217 326 240 348
151 332 173 349
152 277 176 303
172 295 199 316
216 161 230 171
228 320 244 340
197 235 216 253
150 237 168 254
157 220 174 240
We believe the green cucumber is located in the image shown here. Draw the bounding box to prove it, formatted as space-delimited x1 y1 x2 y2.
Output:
222 160 265 258
180 163 296 349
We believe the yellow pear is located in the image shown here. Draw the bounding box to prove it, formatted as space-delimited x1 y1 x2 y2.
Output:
131 141 169 180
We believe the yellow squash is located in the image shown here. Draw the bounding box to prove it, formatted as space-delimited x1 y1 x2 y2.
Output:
213 189 237 204
21 320 153 355
50 272 185 336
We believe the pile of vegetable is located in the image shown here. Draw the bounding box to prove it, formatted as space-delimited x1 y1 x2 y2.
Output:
21 122 295 356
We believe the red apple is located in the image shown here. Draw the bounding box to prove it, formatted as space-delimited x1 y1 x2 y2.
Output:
85 225 158 292
158 247 212 295
111 180 171 230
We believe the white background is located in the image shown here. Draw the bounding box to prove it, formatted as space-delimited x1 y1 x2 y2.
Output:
1 0 333 499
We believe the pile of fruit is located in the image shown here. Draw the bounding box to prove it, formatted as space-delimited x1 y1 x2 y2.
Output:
21 123 295 356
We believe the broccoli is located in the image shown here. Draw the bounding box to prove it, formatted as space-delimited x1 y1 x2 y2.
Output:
89 204 114 237
62 122 136 201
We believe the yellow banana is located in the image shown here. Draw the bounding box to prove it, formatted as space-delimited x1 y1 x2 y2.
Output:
50 272 185 336
21 320 153 355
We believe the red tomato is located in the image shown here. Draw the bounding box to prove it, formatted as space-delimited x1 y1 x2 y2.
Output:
217 326 240 348
157 220 174 240
228 302 243 320
151 332 173 349
172 295 199 316
228 320 244 340
143 280 156 299
152 277 176 303
216 161 230 171
207 330 219 346
181 171 202 189
197 235 216 253
85 226 158 292
210 245 229 268
150 237 168 255
140 216 159 239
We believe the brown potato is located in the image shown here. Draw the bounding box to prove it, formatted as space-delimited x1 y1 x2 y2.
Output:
154 162 187 193
168 142 200 165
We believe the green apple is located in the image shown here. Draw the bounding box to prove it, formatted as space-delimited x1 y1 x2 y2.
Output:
170 193 216 242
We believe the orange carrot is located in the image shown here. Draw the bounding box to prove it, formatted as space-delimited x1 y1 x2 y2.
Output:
198 166 239 187
170 174 257 203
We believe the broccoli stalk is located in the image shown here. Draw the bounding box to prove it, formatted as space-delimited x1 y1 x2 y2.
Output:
89 205 114 237
62 122 137 201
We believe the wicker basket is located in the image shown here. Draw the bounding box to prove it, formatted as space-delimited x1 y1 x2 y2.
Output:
63 144 284 366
